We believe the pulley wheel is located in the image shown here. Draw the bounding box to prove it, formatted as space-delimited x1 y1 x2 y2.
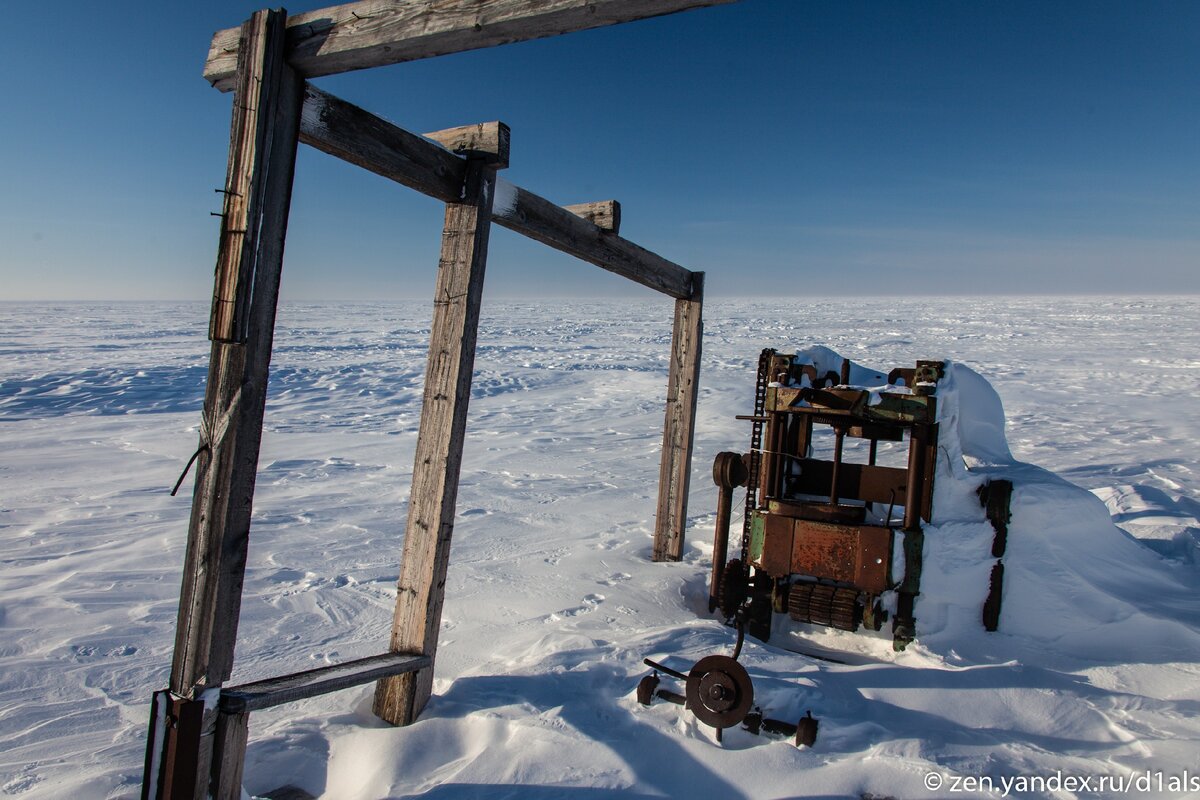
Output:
686 655 754 729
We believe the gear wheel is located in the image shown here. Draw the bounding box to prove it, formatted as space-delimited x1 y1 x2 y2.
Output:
788 583 861 632
718 558 748 618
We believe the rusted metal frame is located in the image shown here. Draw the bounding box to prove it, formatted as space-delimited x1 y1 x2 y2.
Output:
788 458 906 507
142 691 209 800
893 421 935 649
760 403 783 503
828 426 846 506
980 479 1014 632
789 521 892 594
709 452 748 610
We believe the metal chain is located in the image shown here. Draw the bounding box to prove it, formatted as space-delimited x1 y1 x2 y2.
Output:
740 348 774 567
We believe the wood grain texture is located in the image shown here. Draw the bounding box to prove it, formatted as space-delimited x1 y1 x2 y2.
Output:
299 84 465 203
424 121 511 168
373 159 497 726
564 200 621 233
220 653 430 713
211 711 249 800
494 185 693 298
171 7 304 706
209 12 271 343
205 0 737 91
653 272 704 561
158 16 302 795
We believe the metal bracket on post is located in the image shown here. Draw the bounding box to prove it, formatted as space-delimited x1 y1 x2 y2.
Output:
141 691 212 800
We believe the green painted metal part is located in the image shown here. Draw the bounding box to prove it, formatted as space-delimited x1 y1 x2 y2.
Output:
748 511 766 564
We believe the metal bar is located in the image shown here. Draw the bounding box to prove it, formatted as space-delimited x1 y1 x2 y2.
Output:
642 658 688 681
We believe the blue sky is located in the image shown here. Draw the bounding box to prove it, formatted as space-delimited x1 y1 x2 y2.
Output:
2 1 1196 301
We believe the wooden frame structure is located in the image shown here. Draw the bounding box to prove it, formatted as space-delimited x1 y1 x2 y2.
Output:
143 2 729 797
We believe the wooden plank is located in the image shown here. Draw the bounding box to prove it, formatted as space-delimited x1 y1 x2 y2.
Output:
209 9 273 343
149 9 303 800
220 653 430 713
564 200 621 233
211 711 249 800
205 0 738 91
424 121 510 168
299 84 464 203
296 89 695 299
172 9 304 695
653 272 704 561
493 183 693 298
374 158 497 726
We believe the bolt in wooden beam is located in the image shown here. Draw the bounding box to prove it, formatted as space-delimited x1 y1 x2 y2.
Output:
205 0 738 92
373 156 499 726
653 272 704 561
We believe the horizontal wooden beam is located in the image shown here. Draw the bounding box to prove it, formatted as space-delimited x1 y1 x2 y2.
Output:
564 200 621 234
219 652 431 713
493 185 691 298
205 0 738 91
425 121 510 169
297 85 697 299
299 83 465 202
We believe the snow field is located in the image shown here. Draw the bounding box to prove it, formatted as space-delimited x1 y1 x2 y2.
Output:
1 297 1198 799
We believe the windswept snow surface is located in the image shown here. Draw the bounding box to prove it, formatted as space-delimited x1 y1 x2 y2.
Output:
2 297 1199 800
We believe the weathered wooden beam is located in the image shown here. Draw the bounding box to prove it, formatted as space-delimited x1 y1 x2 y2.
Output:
149 9 303 800
564 200 621 234
299 84 464 203
493 184 693 298
220 653 431 713
296 88 696 299
209 7 278 343
173 7 304 699
211 712 249 800
205 0 738 91
424 121 511 169
653 272 704 561
374 157 498 726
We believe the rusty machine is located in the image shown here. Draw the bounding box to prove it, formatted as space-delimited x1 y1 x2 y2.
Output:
634 349 1012 743
708 349 1009 651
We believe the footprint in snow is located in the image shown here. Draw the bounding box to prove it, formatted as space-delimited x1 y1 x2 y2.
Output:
561 593 605 617
3 774 41 794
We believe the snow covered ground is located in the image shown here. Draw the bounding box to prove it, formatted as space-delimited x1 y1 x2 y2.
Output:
2 297 1198 799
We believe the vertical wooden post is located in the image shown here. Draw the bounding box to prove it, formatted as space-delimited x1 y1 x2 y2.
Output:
373 157 498 726
653 272 704 561
211 712 250 800
144 8 302 799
